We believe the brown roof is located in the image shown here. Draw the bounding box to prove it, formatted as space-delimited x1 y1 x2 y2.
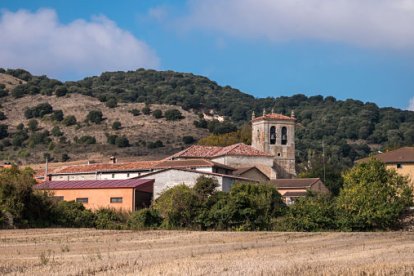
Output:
52 161 161 174
357 147 414 164
283 191 308 197
252 113 295 122
34 179 154 190
154 159 235 170
169 143 272 159
233 166 270 179
270 178 321 189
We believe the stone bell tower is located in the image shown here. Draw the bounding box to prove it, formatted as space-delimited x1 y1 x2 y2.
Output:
251 109 296 178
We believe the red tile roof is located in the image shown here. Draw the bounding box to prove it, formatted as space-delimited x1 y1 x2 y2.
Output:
169 143 272 159
34 179 154 190
252 113 295 122
52 161 161 174
270 178 321 189
154 159 235 170
357 147 414 164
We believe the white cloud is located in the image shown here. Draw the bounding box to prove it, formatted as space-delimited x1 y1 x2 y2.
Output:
181 0 414 49
0 9 159 79
408 97 414 111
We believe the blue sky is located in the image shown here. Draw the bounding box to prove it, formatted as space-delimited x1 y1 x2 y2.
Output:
1 0 414 110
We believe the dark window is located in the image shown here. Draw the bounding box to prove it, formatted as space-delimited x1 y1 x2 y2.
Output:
76 198 88 203
112 173 115 178
127 173 130 177
281 127 287 145
110 197 123 203
270 126 276 144
397 163 402 169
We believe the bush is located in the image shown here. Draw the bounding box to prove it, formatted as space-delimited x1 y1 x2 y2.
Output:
153 184 199 228
0 87 8 98
152 109 163 119
51 126 63 137
52 201 95 228
24 103 53 119
28 119 39 132
275 194 336 231
51 110 64 122
107 134 117 145
0 125 8 139
95 208 128 230
164 109 183 121
127 208 162 230
0 111 6 121
115 136 129 148
182 136 195 144
55 86 67 97
86 110 103 124
112 121 122 130
63 115 77 126
336 159 413 230
142 106 151 115
147 140 164 149
77 135 96 144
105 98 117 108
61 153 70 162
129 109 141 116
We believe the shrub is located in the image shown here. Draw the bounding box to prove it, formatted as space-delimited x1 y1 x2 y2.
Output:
112 121 122 130
336 159 413 230
28 119 39 132
164 109 183 121
77 135 96 144
24 103 53 119
107 134 117 145
0 111 6 121
16 123 24 131
0 87 8 98
61 153 70 162
105 98 117 108
115 136 129 148
154 184 199 228
129 109 141 116
182 136 195 144
86 110 103 124
51 110 64 122
142 106 151 115
152 109 163 119
63 115 77 126
0 124 8 139
52 201 95 228
51 126 63 137
95 208 129 230
147 140 164 149
274 194 336 231
55 86 67 97
127 208 162 230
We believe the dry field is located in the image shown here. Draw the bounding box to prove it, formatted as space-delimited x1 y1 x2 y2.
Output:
1 229 414 275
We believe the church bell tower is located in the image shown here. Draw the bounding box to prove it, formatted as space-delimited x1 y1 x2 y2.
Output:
251 109 296 178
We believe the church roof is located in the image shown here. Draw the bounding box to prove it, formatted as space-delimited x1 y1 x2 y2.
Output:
252 113 295 122
168 143 273 159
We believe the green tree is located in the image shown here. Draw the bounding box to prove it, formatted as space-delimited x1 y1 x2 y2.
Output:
27 119 38 132
51 126 63 137
105 98 118 108
51 110 64 122
336 159 413 230
0 125 7 139
152 109 163 119
86 110 103 124
55 86 68 97
142 106 151 115
115 136 129 148
63 115 77 126
112 121 122 130
129 109 141 116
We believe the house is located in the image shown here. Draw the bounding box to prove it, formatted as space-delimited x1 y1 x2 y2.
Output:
133 168 256 198
34 179 154 211
270 178 329 205
233 166 270 182
357 147 414 192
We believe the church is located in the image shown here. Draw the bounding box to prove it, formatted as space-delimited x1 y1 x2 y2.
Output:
42 110 328 209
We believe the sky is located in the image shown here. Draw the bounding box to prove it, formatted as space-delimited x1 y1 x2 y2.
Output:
1 0 413 110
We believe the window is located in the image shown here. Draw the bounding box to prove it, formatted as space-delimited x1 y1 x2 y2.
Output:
110 197 123 203
76 198 88 203
270 126 276 144
112 173 115 178
127 173 130 178
281 127 287 145
397 163 402 169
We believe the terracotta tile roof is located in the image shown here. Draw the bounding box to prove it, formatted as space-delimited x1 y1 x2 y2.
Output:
134 168 257 182
270 178 321 189
169 143 272 159
357 147 414 164
154 159 235 170
34 179 154 190
52 161 161 174
252 113 295 122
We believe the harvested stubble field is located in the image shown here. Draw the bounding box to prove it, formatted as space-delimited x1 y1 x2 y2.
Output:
0 229 414 275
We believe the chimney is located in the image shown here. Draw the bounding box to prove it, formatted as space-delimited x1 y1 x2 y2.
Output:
262 108 266 116
110 156 117 164
290 110 295 119
251 111 255 120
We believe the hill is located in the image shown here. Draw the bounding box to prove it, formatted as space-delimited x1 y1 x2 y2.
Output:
0 68 413 170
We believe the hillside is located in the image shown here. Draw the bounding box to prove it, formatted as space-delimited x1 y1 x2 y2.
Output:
0 68 413 168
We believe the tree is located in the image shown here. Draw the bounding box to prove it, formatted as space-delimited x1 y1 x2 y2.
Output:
182 136 195 144
152 109 163 119
115 136 129 148
77 135 96 144
112 121 122 130
61 153 70 162
63 115 77 126
51 126 63 137
51 110 64 122
0 124 8 139
164 109 183 121
336 159 413 230
86 110 103 124
142 106 151 115
55 86 68 97
129 109 141 116
193 176 219 201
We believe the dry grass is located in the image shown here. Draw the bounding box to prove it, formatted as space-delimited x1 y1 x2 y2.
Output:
0 229 413 275
0 73 25 90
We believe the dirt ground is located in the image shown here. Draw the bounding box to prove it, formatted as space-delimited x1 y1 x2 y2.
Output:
0 229 413 275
